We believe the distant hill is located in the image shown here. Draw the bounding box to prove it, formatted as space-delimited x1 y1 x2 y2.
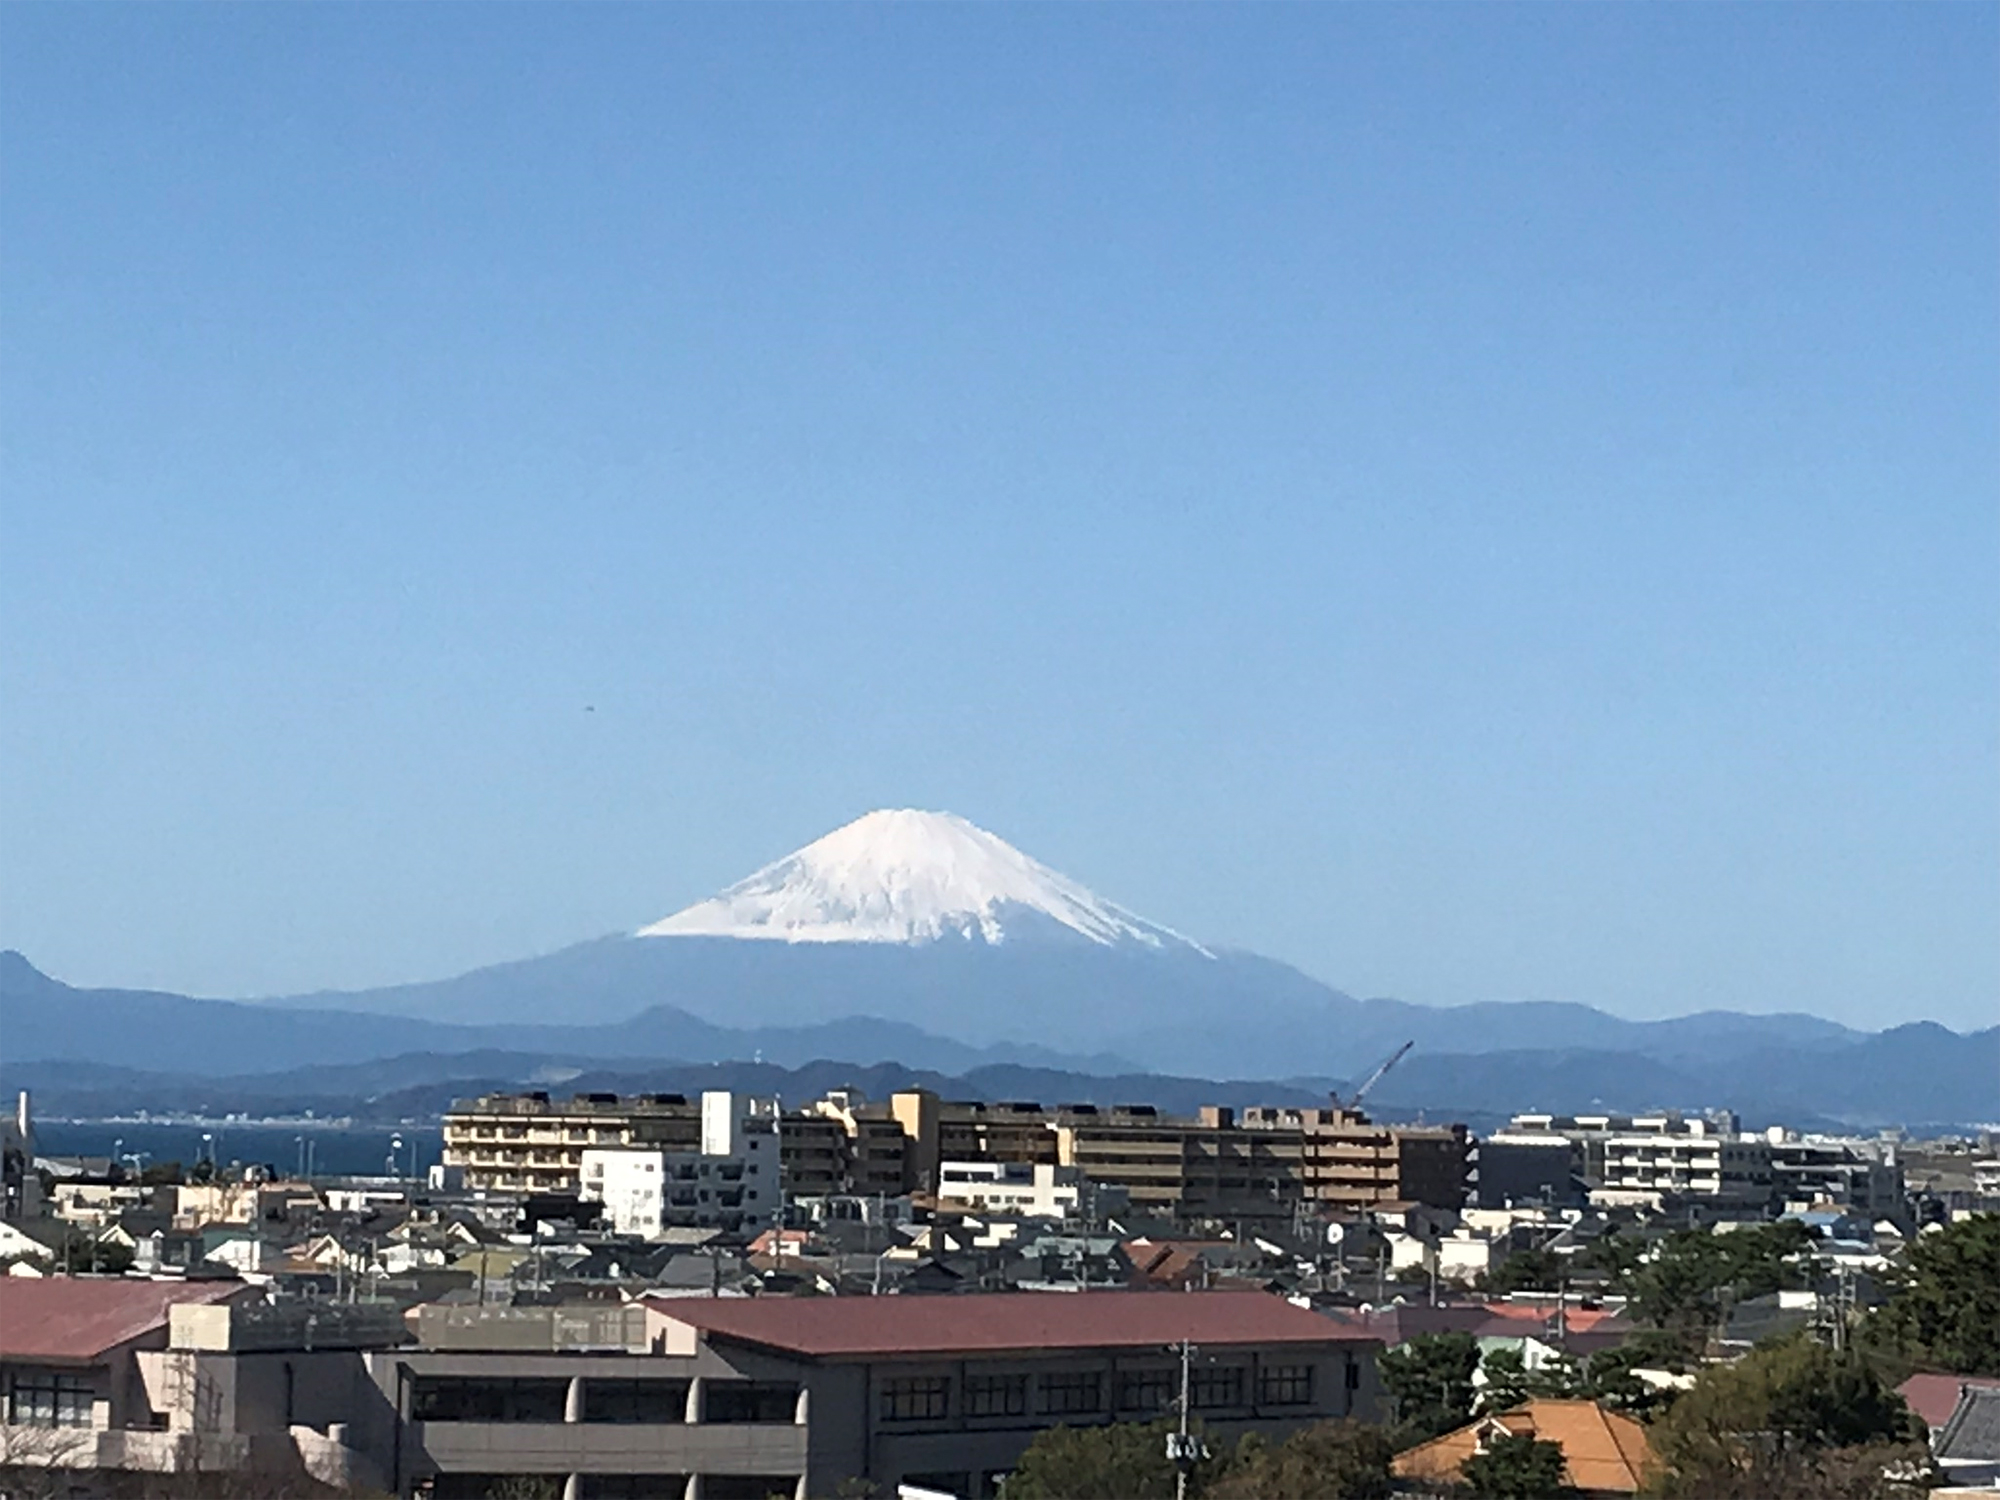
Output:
6 952 1993 1130
4 809 1986 1129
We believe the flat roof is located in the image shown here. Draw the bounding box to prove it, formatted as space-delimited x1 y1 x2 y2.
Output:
650 1289 1378 1359
0 1278 248 1364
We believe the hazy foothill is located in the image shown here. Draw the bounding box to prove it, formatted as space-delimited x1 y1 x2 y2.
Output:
5 812 1994 1132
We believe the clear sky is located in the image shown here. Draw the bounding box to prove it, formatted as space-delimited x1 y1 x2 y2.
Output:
3 6 1994 1031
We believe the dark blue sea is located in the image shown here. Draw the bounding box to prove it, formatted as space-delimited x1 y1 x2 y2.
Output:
36 1122 443 1179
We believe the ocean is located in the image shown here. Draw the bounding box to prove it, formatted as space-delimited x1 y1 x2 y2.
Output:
35 1121 444 1179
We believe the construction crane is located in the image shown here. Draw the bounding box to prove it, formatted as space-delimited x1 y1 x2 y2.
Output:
1333 1040 1413 1112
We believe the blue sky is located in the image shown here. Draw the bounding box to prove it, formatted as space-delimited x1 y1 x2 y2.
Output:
3 6 1994 1030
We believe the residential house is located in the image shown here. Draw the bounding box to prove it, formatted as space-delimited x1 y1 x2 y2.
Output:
1393 1398 1656 1496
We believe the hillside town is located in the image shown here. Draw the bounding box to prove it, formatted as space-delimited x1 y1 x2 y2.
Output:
3 1083 1996 1498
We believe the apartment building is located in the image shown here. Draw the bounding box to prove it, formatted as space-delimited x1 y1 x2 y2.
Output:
1600 1117 1774 1209
449 1088 1471 1226
581 1094 781 1235
1047 1104 1293 1223
443 1092 705 1196
1282 1107 1470 1213
934 1100 1062 1175
449 1089 945 1204
1762 1129 1905 1216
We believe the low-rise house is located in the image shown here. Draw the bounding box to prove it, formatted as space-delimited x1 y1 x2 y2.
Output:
1931 1384 2000 1490
1393 1397 1656 1496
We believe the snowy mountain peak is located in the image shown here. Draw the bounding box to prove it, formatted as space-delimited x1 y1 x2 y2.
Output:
638 808 1210 954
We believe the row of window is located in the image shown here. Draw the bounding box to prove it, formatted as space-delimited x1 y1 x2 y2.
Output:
7 1373 95 1428
877 1364 1324 1423
410 1377 797 1425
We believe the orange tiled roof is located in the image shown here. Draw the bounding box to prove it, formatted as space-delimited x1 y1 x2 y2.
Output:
1393 1398 1655 1494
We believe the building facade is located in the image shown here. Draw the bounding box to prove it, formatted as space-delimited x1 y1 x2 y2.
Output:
580 1093 781 1236
375 1291 1383 1500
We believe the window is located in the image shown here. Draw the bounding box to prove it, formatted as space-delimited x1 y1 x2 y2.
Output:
411 1377 568 1423
1190 1367 1245 1410
879 1376 951 1422
581 1379 687 1424
1117 1369 1176 1414
1038 1371 1104 1416
1257 1365 1314 1407
8 1372 93 1428
963 1373 1028 1418
1345 1360 1362 1392
703 1381 798 1424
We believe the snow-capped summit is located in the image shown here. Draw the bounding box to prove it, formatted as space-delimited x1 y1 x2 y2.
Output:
638 808 1210 954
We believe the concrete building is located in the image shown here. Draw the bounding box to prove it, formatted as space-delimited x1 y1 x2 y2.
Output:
1762 1129 1904 1216
1474 1134 1588 1209
3 1278 1384 1500
444 1092 706 1196
581 1094 781 1236
936 1161 1098 1218
451 1088 1471 1228
1600 1119 1773 1209
380 1291 1382 1499
0 1278 397 1492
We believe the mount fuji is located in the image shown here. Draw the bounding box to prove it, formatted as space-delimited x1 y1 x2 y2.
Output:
251 808 1340 1073
638 809 1210 954
16 809 1976 1117
214 809 1863 1075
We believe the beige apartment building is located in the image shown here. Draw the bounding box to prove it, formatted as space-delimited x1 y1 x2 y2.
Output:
446 1088 1469 1224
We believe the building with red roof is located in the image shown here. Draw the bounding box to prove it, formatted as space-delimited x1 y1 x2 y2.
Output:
0 1277 250 1430
365 1288 1384 1500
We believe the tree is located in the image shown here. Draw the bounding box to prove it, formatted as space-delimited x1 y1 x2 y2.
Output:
1476 1346 1591 1416
1576 1329 1690 1416
1458 1430 1574 1499
1207 1420 1394 1500
1869 1212 2000 1376
1003 1418 1216 1500
1380 1332 1481 1444
1478 1347 1534 1415
1484 1247 1561 1295
0 1424 97 1500
1646 1335 1924 1497
1579 1226 1643 1285
1621 1222 1817 1350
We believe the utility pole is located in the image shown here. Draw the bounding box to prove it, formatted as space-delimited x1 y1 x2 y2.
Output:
1165 1338 1207 1500
1176 1338 1194 1500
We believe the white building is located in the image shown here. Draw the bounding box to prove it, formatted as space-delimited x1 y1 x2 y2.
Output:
1600 1117 1773 1208
581 1092 778 1236
934 1161 1100 1219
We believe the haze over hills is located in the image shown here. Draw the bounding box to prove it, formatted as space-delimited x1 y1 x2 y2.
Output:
249 810 1864 1077
4 811 1993 1127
